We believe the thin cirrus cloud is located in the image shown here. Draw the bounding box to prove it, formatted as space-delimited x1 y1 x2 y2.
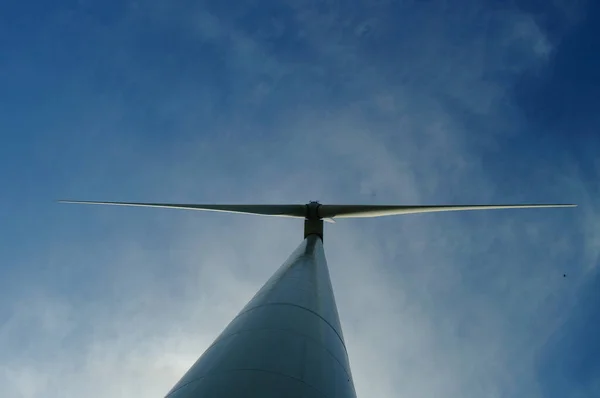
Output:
0 1 598 398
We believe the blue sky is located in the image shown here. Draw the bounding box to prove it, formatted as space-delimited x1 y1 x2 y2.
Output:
1 1 599 397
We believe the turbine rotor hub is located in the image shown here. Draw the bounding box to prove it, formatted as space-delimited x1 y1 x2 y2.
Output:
306 201 321 220
304 201 324 240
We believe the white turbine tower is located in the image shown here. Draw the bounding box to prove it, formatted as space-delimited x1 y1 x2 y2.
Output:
60 199 576 397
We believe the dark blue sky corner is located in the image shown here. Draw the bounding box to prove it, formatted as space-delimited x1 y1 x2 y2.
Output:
511 1 600 141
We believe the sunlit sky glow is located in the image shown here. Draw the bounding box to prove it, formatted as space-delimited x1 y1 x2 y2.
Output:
1 1 599 397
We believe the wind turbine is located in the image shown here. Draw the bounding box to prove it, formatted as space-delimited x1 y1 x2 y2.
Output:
60 199 576 397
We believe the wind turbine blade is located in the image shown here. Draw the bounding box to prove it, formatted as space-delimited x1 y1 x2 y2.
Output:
58 200 307 218
319 204 577 219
